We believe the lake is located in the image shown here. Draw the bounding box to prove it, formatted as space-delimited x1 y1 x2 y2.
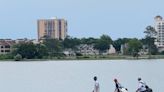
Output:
0 59 163 92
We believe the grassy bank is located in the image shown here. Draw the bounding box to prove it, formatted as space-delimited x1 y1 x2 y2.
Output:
71 55 164 60
1 54 164 61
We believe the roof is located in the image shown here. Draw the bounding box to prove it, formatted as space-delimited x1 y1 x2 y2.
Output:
155 15 163 20
0 40 15 46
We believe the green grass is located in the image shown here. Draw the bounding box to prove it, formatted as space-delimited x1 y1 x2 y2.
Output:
1 54 164 61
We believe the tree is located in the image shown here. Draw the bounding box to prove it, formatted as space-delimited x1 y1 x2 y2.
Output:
35 44 48 58
113 38 131 52
144 26 158 57
43 39 63 57
141 37 158 55
94 35 113 54
62 36 81 49
144 26 157 37
127 38 142 56
14 54 22 61
12 42 37 59
80 37 98 45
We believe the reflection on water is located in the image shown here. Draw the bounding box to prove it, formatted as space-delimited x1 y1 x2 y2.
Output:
0 60 163 92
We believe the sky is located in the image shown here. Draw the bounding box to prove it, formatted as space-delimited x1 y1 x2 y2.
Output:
0 0 164 40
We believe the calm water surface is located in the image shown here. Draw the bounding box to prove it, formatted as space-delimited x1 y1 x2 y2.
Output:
0 60 163 92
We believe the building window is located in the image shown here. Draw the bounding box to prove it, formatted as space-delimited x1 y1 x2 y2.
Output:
1 50 4 52
1 46 3 48
5 45 10 48
5 50 10 52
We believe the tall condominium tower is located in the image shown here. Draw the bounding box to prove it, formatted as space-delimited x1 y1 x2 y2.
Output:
154 15 164 52
37 18 67 40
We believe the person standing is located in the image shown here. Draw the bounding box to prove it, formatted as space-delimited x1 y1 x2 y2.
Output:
114 78 122 92
136 78 147 92
93 76 100 92
114 78 128 92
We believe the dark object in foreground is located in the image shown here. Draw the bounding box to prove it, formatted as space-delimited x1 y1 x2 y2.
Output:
145 85 153 92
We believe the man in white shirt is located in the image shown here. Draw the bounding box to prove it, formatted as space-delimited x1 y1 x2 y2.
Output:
136 78 147 92
93 76 100 92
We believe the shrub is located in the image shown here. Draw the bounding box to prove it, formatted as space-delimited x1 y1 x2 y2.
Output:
76 53 83 56
14 54 22 61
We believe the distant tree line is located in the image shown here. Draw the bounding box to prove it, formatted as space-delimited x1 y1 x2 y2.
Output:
11 34 113 60
1 25 162 60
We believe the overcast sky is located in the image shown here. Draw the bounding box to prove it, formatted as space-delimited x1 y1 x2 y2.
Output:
0 0 164 40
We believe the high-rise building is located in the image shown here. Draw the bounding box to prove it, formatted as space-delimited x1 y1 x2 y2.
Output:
154 15 164 52
37 18 67 41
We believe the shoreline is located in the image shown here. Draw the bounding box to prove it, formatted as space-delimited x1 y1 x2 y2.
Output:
0 55 164 61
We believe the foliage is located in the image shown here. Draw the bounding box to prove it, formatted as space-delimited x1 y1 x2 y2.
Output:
113 38 131 52
143 26 158 55
35 44 48 58
14 54 22 61
94 35 113 53
0 54 13 60
127 38 142 55
150 44 158 55
62 36 81 49
144 26 157 37
80 37 98 45
43 39 63 57
12 42 37 59
75 52 83 56
5 27 160 60
159 51 164 55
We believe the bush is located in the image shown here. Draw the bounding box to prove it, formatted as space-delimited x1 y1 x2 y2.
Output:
76 53 83 56
83 56 90 58
14 54 22 61
159 51 164 55
0 54 13 60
